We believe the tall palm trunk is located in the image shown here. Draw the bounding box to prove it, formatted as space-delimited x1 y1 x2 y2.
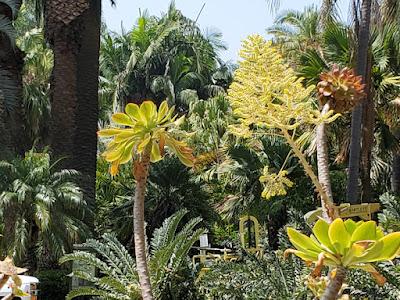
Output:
346 0 372 204
133 150 154 300
0 0 25 156
360 54 374 202
45 0 100 208
316 102 334 203
321 266 346 300
391 130 400 195
74 0 101 208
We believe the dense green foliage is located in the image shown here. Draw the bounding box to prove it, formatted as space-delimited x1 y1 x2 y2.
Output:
0 0 400 299
60 210 204 300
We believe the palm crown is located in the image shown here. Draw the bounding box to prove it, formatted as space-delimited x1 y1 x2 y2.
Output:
98 100 194 175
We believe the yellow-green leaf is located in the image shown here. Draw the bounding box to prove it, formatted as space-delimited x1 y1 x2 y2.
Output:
328 218 351 255
125 103 141 121
287 227 322 253
369 232 400 262
119 141 135 164
351 221 377 242
97 128 124 137
312 219 335 252
150 141 163 163
112 113 135 126
157 101 169 123
140 101 157 124
137 133 151 153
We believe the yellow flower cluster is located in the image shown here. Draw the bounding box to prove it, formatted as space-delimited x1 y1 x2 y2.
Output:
228 35 338 134
259 167 294 200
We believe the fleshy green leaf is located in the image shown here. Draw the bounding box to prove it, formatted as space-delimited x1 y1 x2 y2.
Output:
328 218 351 255
351 221 377 242
150 141 163 163
287 227 322 253
112 113 135 126
313 219 335 252
125 103 141 121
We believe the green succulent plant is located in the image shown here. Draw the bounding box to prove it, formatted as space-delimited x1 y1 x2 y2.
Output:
285 218 400 299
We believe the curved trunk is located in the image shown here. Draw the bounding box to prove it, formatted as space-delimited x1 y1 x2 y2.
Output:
321 266 346 300
316 102 334 203
133 150 154 300
282 129 336 222
346 0 372 204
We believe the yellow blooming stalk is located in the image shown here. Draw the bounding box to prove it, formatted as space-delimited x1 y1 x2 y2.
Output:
228 35 339 221
259 167 293 199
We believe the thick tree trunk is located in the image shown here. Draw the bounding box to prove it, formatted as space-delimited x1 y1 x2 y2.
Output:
316 102 334 203
360 54 374 202
0 1 26 157
133 151 154 300
74 0 101 208
321 266 346 300
346 0 372 204
45 0 100 207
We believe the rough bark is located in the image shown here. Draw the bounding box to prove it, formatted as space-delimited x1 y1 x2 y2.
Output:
0 1 26 156
133 151 154 300
74 0 101 208
321 266 346 300
45 0 100 207
316 102 334 203
391 130 400 195
360 54 374 202
346 0 372 204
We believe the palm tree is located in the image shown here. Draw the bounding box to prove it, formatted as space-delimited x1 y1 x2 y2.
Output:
101 3 226 116
346 0 373 204
15 2 53 147
0 0 26 156
98 101 195 299
0 150 90 269
26 0 103 209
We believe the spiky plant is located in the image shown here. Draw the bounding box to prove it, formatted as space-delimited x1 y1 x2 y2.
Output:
60 209 204 300
317 65 365 114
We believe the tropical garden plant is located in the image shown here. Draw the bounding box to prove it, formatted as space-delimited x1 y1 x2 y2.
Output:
98 100 195 299
285 218 400 299
227 34 339 222
0 150 89 268
60 209 204 300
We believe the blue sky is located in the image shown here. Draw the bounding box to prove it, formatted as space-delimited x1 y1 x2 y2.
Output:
103 0 350 61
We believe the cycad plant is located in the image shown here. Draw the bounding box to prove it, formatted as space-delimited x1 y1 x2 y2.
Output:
60 209 204 300
98 100 194 299
0 150 89 267
285 218 400 299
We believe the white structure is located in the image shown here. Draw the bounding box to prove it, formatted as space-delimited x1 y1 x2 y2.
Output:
0 275 39 300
